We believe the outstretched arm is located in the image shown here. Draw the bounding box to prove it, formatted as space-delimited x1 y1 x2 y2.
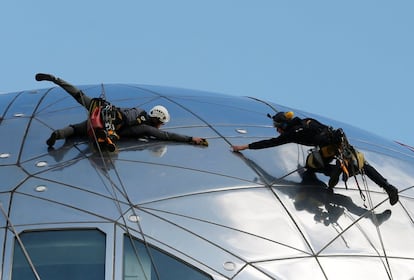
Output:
119 125 207 145
232 137 285 152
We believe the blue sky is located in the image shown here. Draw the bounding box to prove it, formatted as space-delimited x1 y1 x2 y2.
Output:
1 1 413 146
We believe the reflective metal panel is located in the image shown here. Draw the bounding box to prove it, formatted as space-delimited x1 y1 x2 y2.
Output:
17 178 130 222
0 84 413 279
115 139 261 184
233 265 274 280
0 91 19 118
123 208 245 279
0 166 26 191
387 258 414 280
142 188 313 256
10 193 109 225
0 228 4 275
0 118 28 164
319 257 392 279
254 257 326 279
0 193 11 227
162 95 273 126
3 91 42 118
109 158 259 204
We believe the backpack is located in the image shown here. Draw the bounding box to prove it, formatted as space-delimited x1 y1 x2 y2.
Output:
87 98 120 152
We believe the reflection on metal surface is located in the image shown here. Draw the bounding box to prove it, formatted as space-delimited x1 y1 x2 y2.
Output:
0 84 413 279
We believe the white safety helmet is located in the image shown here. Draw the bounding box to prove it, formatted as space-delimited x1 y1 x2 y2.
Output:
149 105 170 124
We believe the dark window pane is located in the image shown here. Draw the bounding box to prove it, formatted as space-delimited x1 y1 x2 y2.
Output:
12 230 105 280
123 235 211 280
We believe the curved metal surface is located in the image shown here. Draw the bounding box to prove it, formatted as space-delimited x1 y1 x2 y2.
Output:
0 84 413 279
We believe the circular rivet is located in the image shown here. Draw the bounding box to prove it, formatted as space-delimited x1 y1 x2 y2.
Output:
128 215 140 222
35 161 48 167
223 261 236 271
35 186 47 192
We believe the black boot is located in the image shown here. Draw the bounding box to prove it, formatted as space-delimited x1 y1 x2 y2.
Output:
36 73 91 107
35 73 57 82
384 184 399 206
46 131 58 147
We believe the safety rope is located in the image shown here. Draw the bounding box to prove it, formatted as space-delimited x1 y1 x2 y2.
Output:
331 221 349 248
321 130 393 277
247 96 280 113
87 84 160 280
335 133 393 277
360 169 393 278
90 155 156 280
88 84 109 152
0 203 41 280
236 96 394 277
107 158 160 280
71 84 152 278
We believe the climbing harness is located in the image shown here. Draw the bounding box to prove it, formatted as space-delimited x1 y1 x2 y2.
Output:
334 130 369 206
87 98 121 152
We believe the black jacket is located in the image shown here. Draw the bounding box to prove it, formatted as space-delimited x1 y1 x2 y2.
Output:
249 117 333 150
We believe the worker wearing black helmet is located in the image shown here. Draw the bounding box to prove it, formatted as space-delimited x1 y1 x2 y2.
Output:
232 111 399 206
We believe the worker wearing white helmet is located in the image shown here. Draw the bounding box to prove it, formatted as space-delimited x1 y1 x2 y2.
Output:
36 73 208 148
149 105 170 124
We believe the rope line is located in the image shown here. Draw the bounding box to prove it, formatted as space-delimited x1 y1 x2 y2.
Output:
0 203 41 280
86 84 160 280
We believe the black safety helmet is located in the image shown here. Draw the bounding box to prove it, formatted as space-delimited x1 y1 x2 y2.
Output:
267 111 294 129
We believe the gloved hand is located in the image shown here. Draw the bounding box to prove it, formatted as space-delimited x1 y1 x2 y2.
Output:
192 137 209 146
